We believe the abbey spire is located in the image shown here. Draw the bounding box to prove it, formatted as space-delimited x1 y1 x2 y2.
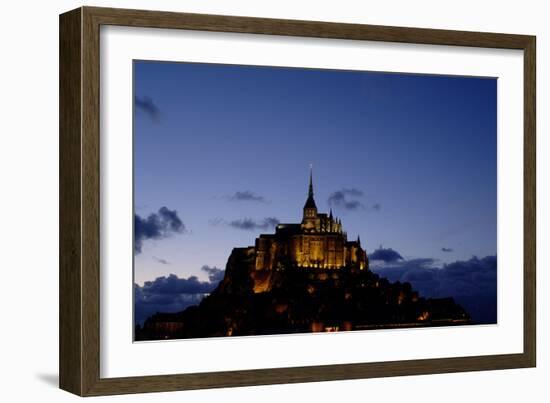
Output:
302 165 318 230
308 165 314 198
303 165 317 211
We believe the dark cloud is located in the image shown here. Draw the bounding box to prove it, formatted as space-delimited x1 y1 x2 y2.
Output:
441 247 454 253
372 253 497 324
134 207 185 254
201 265 225 283
153 256 170 265
135 95 160 122
372 203 382 211
141 273 214 294
134 269 225 325
369 247 404 262
226 191 267 203
341 188 363 197
344 200 362 210
328 188 365 210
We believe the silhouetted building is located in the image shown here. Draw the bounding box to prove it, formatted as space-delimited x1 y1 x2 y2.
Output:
135 169 471 341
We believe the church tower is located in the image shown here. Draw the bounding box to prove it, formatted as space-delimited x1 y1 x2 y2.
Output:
254 166 369 272
302 167 318 232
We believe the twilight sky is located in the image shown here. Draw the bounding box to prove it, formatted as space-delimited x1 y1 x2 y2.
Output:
133 60 497 301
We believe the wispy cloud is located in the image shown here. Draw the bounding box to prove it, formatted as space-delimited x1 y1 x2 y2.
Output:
328 188 365 211
228 217 280 231
135 95 160 122
210 217 280 231
208 218 224 227
328 188 381 212
225 190 268 203
134 207 185 254
153 256 170 265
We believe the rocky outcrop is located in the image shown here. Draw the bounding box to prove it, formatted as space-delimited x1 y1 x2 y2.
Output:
136 248 470 341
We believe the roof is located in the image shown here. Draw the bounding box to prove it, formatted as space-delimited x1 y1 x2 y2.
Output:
304 195 317 209
275 223 302 235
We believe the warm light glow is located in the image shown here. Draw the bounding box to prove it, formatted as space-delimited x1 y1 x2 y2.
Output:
311 322 324 332
417 311 430 321
398 291 405 305
252 169 369 275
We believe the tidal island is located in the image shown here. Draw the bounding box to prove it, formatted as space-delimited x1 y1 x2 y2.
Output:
136 170 470 340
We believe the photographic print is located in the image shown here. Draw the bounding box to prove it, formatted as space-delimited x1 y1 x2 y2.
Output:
59 8 535 394
133 61 497 341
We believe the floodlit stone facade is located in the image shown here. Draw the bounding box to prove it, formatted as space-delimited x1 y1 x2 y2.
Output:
254 170 368 271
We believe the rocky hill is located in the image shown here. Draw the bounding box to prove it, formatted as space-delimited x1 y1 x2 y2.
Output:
136 247 470 340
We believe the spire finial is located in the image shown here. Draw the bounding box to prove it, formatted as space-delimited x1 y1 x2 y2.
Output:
308 163 314 198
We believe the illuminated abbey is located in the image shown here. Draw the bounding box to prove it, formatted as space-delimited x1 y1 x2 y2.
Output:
137 169 472 340
254 169 369 271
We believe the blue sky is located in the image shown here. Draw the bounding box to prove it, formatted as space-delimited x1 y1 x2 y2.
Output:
133 60 497 292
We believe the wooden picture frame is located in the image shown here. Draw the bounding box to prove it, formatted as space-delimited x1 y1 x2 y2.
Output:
59 6 536 396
